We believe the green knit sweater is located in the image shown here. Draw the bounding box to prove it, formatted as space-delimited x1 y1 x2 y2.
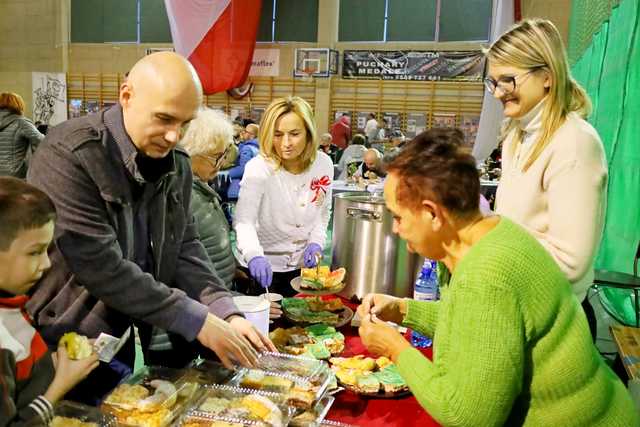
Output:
397 218 637 426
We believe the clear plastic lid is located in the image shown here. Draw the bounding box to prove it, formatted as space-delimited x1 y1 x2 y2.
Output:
229 364 333 411
184 359 236 385
289 395 335 427
319 420 358 427
50 401 116 427
179 384 294 427
101 366 200 427
255 352 326 380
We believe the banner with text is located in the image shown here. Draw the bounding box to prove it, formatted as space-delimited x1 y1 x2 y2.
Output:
249 49 280 76
342 50 484 81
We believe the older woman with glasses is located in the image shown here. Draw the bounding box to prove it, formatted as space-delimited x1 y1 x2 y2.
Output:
180 108 236 290
485 19 607 339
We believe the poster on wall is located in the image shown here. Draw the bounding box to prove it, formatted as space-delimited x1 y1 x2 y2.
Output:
334 110 352 122
382 112 402 133
405 112 427 138
85 101 101 115
32 72 67 125
68 99 83 119
342 51 484 81
250 107 265 123
432 112 457 129
249 49 280 77
355 112 373 133
459 114 481 147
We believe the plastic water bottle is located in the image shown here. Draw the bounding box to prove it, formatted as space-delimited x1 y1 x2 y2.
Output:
411 259 439 348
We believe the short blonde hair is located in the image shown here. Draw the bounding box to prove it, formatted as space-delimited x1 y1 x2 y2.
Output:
320 133 332 142
180 108 233 157
485 18 591 171
245 123 259 138
0 92 25 116
258 96 318 170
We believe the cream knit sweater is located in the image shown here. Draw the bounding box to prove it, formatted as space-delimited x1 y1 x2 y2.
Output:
495 101 607 302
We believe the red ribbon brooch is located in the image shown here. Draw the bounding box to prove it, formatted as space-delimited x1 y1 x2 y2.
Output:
310 175 331 203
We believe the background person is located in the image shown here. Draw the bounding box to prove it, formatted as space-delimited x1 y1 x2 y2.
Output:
486 19 607 339
0 92 44 178
319 132 339 163
227 123 260 201
364 113 378 143
354 148 386 179
234 96 333 297
337 134 367 180
330 113 351 150
181 108 237 290
357 129 636 427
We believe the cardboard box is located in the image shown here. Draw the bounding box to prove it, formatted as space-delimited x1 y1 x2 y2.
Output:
610 324 640 380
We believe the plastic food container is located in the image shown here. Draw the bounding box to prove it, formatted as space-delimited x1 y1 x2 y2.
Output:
319 421 357 427
101 366 200 427
178 384 294 427
289 395 335 427
229 365 333 411
184 359 236 386
49 401 116 427
255 352 326 380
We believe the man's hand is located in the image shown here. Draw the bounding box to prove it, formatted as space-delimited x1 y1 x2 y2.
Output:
197 313 259 369
359 314 410 362
228 315 277 353
45 345 99 404
357 293 407 325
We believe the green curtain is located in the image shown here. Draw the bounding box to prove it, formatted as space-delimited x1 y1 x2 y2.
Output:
567 0 622 65
571 0 640 325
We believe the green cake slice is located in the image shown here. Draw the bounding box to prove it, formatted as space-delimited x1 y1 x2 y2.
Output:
303 342 331 359
372 365 407 393
355 373 381 394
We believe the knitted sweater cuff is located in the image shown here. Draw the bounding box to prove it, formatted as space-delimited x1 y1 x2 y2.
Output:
403 299 438 337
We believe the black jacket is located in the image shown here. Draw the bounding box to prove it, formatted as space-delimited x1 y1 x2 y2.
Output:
26 106 240 348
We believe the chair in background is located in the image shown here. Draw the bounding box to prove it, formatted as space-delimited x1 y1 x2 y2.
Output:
593 241 640 327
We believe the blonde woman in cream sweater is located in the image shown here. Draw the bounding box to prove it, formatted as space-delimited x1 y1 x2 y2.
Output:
485 19 607 338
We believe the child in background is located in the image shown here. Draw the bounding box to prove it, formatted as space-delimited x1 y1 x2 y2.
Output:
0 177 99 426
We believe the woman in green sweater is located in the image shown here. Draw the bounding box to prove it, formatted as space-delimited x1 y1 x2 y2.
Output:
358 128 636 426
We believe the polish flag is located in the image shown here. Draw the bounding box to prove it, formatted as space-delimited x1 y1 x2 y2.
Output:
165 0 262 94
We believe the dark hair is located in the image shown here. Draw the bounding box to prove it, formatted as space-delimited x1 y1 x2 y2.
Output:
0 177 56 250
351 134 366 146
386 128 480 217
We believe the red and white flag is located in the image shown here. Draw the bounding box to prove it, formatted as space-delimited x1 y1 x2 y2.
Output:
165 0 262 94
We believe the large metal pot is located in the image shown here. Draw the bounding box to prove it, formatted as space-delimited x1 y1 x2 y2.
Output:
331 193 422 300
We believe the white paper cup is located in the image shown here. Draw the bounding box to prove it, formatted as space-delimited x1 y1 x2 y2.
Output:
233 296 271 336
261 292 283 303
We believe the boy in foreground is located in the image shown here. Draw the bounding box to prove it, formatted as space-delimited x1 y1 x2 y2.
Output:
0 177 98 426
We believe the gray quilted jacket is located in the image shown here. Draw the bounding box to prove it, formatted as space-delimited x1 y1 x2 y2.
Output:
191 178 235 289
0 109 43 178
